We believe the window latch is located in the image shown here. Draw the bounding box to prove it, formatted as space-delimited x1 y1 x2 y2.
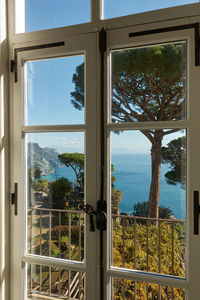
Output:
11 183 18 216
79 200 107 232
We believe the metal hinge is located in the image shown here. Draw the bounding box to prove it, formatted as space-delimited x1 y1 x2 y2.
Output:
194 191 200 234
99 28 107 53
11 183 18 216
10 60 16 73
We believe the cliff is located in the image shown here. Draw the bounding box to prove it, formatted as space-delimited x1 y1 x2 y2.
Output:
28 142 62 175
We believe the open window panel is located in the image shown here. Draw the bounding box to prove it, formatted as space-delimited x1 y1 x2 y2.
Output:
10 33 98 300
106 25 200 299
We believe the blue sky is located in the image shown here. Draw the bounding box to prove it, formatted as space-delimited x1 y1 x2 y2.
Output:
25 0 191 153
111 130 185 154
25 0 90 32
104 0 198 19
26 56 84 125
25 0 198 32
27 132 84 154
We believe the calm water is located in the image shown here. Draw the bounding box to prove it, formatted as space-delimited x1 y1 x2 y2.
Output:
43 154 185 219
112 154 185 219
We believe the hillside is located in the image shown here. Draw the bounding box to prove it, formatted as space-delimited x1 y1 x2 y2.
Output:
28 142 62 175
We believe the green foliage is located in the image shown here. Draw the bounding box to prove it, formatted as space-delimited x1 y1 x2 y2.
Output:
71 45 186 122
32 178 49 193
60 236 69 247
71 44 186 118
111 164 122 214
111 164 116 187
28 167 42 183
161 136 186 187
112 188 122 215
51 177 72 209
112 44 185 81
51 177 72 198
111 44 186 125
51 244 59 258
58 153 84 190
71 63 84 110
113 221 185 275
51 224 84 260
113 279 185 299
132 201 173 219
113 221 185 299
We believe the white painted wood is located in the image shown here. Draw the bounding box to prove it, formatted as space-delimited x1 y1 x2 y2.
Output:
14 0 25 33
107 120 189 131
109 267 188 288
0 30 10 300
105 22 200 299
10 32 98 300
22 125 86 133
91 0 102 23
23 254 85 272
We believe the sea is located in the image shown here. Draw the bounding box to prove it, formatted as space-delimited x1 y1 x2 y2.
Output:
43 153 186 220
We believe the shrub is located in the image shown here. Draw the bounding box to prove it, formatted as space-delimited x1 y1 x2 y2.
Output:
50 177 72 209
132 201 173 219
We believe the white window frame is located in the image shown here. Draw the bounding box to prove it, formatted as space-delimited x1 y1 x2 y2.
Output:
105 26 199 299
9 33 99 300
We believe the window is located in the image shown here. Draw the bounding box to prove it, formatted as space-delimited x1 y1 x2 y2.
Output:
4 1 200 300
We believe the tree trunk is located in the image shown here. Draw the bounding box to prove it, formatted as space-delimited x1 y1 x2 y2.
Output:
148 133 163 219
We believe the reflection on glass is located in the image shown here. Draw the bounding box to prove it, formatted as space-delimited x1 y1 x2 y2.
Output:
26 132 84 262
112 278 185 299
24 0 90 32
111 130 186 277
104 0 198 19
25 56 84 125
111 42 187 123
27 264 85 299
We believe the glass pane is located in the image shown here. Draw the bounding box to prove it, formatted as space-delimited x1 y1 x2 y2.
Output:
112 278 185 299
17 0 90 33
27 263 85 299
26 132 84 262
25 56 84 125
111 130 186 277
104 0 198 19
111 42 187 123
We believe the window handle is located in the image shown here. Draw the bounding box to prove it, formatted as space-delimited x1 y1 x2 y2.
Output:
78 201 107 232
11 183 18 216
194 191 200 235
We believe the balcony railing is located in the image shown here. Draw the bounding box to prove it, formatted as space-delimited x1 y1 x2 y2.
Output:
112 214 186 300
27 208 186 299
27 207 84 299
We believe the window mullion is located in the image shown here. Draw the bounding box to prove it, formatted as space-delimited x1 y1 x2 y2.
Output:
91 0 103 23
